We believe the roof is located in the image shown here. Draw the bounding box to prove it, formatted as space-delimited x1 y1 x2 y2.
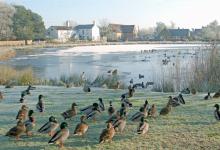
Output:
74 24 94 30
167 29 190 37
50 26 72 30
109 24 135 33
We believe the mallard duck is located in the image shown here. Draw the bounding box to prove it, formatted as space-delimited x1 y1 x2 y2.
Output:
83 84 91 92
0 91 3 100
121 95 133 107
24 110 35 136
169 95 182 107
133 82 145 89
21 85 36 96
16 105 28 121
141 99 149 110
160 97 172 115
113 115 126 133
139 74 144 79
80 102 99 115
86 106 101 122
74 116 89 136
119 103 128 117
38 116 59 136
99 122 115 143
81 98 104 114
148 104 157 118
137 117 149 135
108 101 115 116
213 90 220 98
181 88 190 94
121 86 135 99
173 94 185 105
106 111 120 124
204 92 212 100
130 107 147 122
98 98 105 111
214 104 220 120
6 121 26 140
36 95 44 113
19 93 25 103
48 122 69 148
61 102 77 120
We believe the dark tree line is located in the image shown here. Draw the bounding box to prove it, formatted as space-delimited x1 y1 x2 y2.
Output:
0 2 45 41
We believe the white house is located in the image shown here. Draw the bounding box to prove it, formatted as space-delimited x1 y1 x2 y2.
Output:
46 26 73 42
74 22 100 41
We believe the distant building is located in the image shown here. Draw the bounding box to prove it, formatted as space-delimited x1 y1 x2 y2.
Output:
108 24 137 41
165 28 191 41
46 23 73 42
74 21 100 41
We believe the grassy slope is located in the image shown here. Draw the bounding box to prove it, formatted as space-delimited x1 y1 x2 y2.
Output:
0 86 220 150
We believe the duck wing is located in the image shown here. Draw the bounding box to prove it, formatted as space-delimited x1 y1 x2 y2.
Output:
38 122 50 133
48 129 62 144
6 126 17 136
80 105 92 113
130 112 141 121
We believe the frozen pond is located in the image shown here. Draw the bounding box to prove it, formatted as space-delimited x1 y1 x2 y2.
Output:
1 44 210 86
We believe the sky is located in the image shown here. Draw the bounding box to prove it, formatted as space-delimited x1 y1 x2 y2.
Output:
3 0 220 29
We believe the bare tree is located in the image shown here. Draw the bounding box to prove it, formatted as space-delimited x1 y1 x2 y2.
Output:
99 18 111 38
0 2 15 40
137 27 154 40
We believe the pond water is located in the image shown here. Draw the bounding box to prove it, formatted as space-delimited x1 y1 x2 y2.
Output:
1 44 211 87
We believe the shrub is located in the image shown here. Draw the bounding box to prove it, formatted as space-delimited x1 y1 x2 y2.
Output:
0 65 37 85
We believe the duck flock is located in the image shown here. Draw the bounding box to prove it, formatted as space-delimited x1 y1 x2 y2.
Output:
0 85 220 149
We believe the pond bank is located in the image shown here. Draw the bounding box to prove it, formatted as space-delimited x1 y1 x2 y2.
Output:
0 48 16 61
6 41 212 51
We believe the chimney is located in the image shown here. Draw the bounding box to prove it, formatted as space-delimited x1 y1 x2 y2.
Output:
93 20 96 25
66 20 70 27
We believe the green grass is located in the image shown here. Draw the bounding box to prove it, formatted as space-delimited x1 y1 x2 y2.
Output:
0 86 220 150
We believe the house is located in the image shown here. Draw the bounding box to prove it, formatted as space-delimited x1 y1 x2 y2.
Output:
74 22 100 41
164 28 191 41
46 23 73 42
108 24 137 41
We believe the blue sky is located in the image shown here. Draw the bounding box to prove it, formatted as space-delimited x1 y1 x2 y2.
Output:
4 0 220 29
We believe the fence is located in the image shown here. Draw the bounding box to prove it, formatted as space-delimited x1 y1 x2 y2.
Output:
0 40 32 46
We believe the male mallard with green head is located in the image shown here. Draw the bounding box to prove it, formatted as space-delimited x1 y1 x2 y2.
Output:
36 95 44 113
130 107 147 122
48 122 69 148
74 115 89 136
204 92 212 100
38 116 59 136
137 117 149 135
24 110 35 136
86 106 101 122
113 114 126 133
